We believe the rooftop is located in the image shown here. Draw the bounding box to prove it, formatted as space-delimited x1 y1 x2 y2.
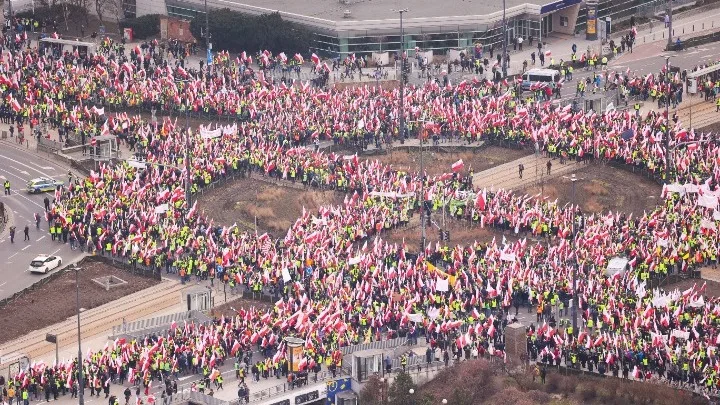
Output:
211 0 546 21
181 0 567 33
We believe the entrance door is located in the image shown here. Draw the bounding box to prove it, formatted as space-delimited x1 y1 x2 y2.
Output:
541 14 554 37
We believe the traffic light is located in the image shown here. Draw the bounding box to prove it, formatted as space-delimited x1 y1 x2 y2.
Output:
444 231 450 242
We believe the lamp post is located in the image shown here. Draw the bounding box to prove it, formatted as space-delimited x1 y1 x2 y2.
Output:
393 8 409 144
72 264 85 405
442 400 448 404
502 0 508 77
663 55 675 182
563 174 582 332
204 0 211 82
409 388 415 405
667 0 673 47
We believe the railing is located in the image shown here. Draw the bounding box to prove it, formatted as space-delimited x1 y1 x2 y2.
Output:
239 370 340 404
109 310 211 338
168 389 231 405
338 336 409 356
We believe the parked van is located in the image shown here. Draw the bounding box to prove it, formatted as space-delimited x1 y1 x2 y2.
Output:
521 68 561 90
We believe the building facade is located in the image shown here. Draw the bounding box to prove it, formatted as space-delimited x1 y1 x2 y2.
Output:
126 0 668 57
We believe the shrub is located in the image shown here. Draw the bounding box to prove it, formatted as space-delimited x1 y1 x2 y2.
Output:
189 9 311 54
120 14 160 40
17 4 87 23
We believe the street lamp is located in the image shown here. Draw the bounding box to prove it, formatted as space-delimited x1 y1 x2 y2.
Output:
71 264 85 405
409 388 415 405
392 8 409 144
562 174 583 332
502 0 508 77
661 55 676 182
667 0 673 48
442 400 448 404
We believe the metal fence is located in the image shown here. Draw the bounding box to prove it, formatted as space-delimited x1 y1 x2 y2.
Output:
109 310 211 339
338 336 408 356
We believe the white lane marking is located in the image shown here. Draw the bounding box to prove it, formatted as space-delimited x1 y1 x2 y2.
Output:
10 191 45 209
0 154 56 177
0 282 6 287
51 247 62 256
36 236 46 242
40 166 55 170
21 245 30 250
8 252 19 259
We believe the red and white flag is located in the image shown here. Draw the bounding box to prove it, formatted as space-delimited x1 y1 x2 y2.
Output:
451 159 464 172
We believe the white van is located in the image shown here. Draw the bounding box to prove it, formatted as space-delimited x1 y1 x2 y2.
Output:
521 68 561 90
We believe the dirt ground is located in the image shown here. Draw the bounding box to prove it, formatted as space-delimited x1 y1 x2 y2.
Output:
198 176 344 235
212 296 274 319
365 146 530 177
523 163 662 216
0 260 159 344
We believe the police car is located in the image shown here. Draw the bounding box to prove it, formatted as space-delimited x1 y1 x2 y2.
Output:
28 255 63 274
26 177 64 193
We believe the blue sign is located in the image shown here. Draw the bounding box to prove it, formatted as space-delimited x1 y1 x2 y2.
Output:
207 49 213 65
540 0 581 14
326 378 352 405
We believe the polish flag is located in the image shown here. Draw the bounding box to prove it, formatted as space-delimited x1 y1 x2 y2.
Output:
451 159 464 172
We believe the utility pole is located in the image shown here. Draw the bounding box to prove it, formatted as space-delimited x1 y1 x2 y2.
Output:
73 265 85 405
664 56 670 182
205 0 211 81
186 110 192 206
8 0 13 52
566 174 582 332
502 0 507 77
667 0 673 47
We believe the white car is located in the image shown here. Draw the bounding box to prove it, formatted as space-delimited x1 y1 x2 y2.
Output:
28 255 63 274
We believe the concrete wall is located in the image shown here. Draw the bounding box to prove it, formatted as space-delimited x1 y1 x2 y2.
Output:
553 4 580 35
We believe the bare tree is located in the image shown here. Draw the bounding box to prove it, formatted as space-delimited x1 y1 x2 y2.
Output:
95 0 122 24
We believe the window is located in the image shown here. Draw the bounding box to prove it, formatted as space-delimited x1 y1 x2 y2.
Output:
560 16 569 27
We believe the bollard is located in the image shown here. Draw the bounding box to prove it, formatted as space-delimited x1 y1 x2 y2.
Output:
683 27 685 34
693 25 694 32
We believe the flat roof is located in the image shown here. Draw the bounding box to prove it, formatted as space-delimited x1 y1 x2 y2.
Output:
210 0 544 21
39 38 96 47
182 0 575 33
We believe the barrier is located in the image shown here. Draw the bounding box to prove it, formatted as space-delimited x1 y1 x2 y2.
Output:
109 310 212 339
338 336 408 356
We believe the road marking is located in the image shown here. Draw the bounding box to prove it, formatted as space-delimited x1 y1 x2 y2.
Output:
0 282 6 288
21 245 30 250
10 191 45 209
0 154 56 177
40 166 55 170
0 175 4 179
36 236 46 242
51 247 62 256
8 252 19 259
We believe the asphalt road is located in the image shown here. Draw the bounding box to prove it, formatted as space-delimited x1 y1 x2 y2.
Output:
0 142 85 300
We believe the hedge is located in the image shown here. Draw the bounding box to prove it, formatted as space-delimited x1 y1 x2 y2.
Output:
120 14 161 40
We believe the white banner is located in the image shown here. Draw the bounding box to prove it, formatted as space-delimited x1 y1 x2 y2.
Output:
348 256 362 265
436 276 449 292
369 191 415 199
699 195 719 209
684 184 699 194
407 313 423 323
154 204 169 214
500 252 516 262
701 218 716 230
282 268 292 283
671 329 690 340
200 126 222 139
